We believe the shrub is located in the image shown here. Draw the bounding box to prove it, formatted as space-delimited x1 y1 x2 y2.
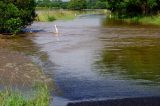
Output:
68 0 87 10
0 0 36 34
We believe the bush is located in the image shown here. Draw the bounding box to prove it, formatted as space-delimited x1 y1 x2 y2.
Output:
5 18 22 34
95 1 107 9
68 0 87 10
107 0 160 17
0 0 36 34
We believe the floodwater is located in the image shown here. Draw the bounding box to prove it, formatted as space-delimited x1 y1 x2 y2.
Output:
30 14 160 106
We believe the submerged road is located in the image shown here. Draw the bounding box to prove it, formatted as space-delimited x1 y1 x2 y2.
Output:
30 14 160 106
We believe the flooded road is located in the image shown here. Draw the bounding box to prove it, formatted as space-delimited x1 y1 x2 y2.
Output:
31 15 160 105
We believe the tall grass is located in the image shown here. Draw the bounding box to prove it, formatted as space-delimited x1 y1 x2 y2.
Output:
36 9 77 22
36 11 56 22
123 15 160 25
0 84 50 106
36 9 109 22
138 15 160 25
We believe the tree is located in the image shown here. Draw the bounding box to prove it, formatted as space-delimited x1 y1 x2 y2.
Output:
107 0 160 17
36 0 67 9
0 0 36 34
95 1 107 9
68 0 87 10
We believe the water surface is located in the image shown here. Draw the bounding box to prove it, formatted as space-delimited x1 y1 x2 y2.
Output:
31 15 160 105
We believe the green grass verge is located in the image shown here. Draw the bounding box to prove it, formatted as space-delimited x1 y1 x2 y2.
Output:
36 10 77 22
0 84 50 106
123 15 160 25
36 9 109 22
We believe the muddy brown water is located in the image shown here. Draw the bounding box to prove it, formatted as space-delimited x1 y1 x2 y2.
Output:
0 34 54 91
29 14 160 105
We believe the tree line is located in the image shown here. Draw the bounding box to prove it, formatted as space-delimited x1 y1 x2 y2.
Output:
107 0 160 18
1 0 160 34
37 0 160 17
36 0 109 9
37 0 68 9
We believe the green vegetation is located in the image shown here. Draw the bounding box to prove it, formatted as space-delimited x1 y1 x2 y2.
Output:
124 15 160 25
68 0 87 10
0 0 36 34
0 84 50 106
107 0 160 18
36 9 109 22
36 10 77 21
86 0 108 9
105 0 160 25
94 1 108 9
37 12 56 22
37 0 68 9
36 0 160 25
105 15 160 26
36 0 109 10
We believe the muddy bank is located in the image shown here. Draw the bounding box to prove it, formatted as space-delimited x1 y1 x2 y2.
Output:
0 35 52 89
68 97 160 106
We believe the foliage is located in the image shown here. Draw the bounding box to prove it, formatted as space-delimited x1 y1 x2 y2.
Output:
86 0 108 9
125 15 160 25
0 0 36 34
36 0 110 9
36 0 68 9
36 10 79 21
36 0 160 16
95 1 108 9
37 12 56 22
68 0 87 10
0 84 50 106
107 0 160 18
36 9 108 22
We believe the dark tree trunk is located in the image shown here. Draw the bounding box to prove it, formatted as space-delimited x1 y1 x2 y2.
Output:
141 1 148 15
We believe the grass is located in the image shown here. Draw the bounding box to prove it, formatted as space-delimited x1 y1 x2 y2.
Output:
108 13 160 26
138 15 160 25
122 15 160 25
36 11 56 22
36 9 109 22
0 84 50 106
36 9 78 22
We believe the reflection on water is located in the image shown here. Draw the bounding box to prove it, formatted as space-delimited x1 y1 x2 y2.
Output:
95 37 160 85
